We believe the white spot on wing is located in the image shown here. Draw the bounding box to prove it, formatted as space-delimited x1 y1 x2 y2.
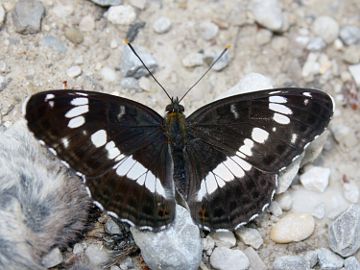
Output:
303 92 312 97
62 138 69 148
91 129 107 147
196 180 207 201
232 155 252 171
304 99 309 105
239 138 254 156
269 103 292 115
105 141 121 159
71 97 88 106
269 96 287 103
225 157 245 178
127 161 147 179
68 116 85 128
213 163 233 182
251 128 269 143
205 173 218 194
116 156 135 176
117 105 126 120
291 133 297 144
45 94 55 101
230 104 239 119
65 105 89 118
145 173 156 193
49 101 55 108
273 113 290 125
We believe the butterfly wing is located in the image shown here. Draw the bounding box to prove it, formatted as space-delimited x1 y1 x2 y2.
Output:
25 90 175 231
185 88 334 230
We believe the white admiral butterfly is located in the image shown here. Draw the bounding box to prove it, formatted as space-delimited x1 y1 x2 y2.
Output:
24 86 333 231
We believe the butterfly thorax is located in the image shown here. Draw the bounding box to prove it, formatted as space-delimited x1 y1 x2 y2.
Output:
165 97 189 198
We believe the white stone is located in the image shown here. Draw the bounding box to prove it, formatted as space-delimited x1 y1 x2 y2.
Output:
300 166 330 192
269 201 283 217
302 53 320 78
202 235 215 256
312 203 326 219
79 15 95 32
210 247 250 270
100 67 117 82
343 180 359 203
273 255 308 270
0 4 5 27
106 5 136 25
211 231 237 248
317 248 344 269
331 124 358 148
129 0 147 9
85 244 109 266
312 16 339 44
243 247 266 270
277 154 303 194
41 248 63 268
73 243 86 255
235 227 263 249
270 213 315 243
344 257 360 270
153 16 172 34
276 193 293 211
250 0 284 31
52 4 74 18
349 64 360 87
340 25 360 46
199 21 219 40
182 52 204 68
66 65 82 78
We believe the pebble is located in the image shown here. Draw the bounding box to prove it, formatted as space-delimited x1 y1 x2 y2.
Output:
79 15 95 32
243 247 266 270
198 21 219 40
104 218 121 234
211 231 237 248
85 244 109 266
299 166 330 192
235 227 263 249
73 242 87 255
339 25 360 46
210 247 250 270
349 64 360 87
64 28 84 44
331 124 358 148
269 201 283 217
344 257 360 270
203 48 231 71
41 248 63 268
317 248 344 270
307 37 327 51
202 235 215 256
131 205 202 270
342 179 359 203
312 16 339 44
118 257 133 270
303 250 318 268
100 67 117 82
250 0 284 32
41 35 67 53
66 65 82 78
276 193 293 211
0 4 5 28
90 0 122 6
0 76 7 91
129 0 147 10
182 52 204 68
138 77 151 91
342 46 360 64
106 5 136 25
12 0 45 34
328 204 360 257
270 213 315 243
277 153 303 193
52 4 73 18
312 203 326 219
256 29 272 45
302 52 320 78
120 77 139 91
153 16 172 34
273 255 309 270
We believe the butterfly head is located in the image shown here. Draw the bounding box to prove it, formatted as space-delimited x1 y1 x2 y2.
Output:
166 97 184 113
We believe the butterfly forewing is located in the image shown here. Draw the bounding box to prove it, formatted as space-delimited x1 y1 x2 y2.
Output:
25 90 175 231
185 88 333 230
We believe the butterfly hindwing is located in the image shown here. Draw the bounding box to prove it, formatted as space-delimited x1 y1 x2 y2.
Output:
185 88 333 230
25 90 175 230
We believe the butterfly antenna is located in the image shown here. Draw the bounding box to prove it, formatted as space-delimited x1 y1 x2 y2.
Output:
179 45 231 103
123 39 172 101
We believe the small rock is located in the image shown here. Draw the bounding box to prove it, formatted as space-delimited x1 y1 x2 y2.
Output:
105 218 121 235
210 247 250 270
256 29 272 45
312 203 326 219
41 35 67 53
342 46 360 64
344 257 360 270
211 231 237 248
302 53 320 78
107 5 136 25
129 0 147 10
120 45 158 78
131 205 202 270
203 48 231 71
270 213 315 243
65 28 84 44
118 257 134 270
349 64 360 87
90 0 122 6
340 25 360 46
269 201 283 217
73 243 86 255
303 250 318 268
138 77 151 91
100 67 117 82
0 61 6 73
331 124 358 148
307 37 327 51
301 130 330 166
343 180 359 203
273 255 309 270
111 266 121 270
85 244 109 266
66 66 82 78
243 247 266 270
235 227 263 249
277 154 303 194
0 76 7 91
79 15 95 32
12 0 45 34
312 16 339 44
299 166 330 192
202 235 215 256
271 36 289 52
41 248 63 268
153 16 172 34
52 4 73 18
199 21 219 40
328 204 360 257
182 52 204 68
277 193 293 211
317 248 343 270
250 0 284 32
0 4 5 28
120 77 139 91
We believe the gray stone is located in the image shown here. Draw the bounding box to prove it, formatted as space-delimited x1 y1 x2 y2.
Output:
66 66 82 78
277 153 303 193
100 67 117 82
153 16 172 34
307 37 327 51
0 4 5 28
312 16 339 44
41 35 67 53
269 201 283 217
340 25 360 46
235 227 263 249
203 48 231 71
243 247 266 270
118 257 134 270
303 250 318 268
64 27 84 44
349 64 360 87
41 248 63 268
273 255 309 270
328 204 360 257
73 243 87 255
89 0 122 6
131 205 202 270
199 21 219 40
182 52 204 68
342 46 360 64
85 244 109 266
276 193 293 211
317 248 344 270
211 231 237 248
0 76 7 91
12 0 45 34
202 235 215 256
210 247 250 270
106 5 136 25
120 77 139 91
331 124 358 148
250 0 284 32
344 257 360 270
120 45 158 79
105 218 121 235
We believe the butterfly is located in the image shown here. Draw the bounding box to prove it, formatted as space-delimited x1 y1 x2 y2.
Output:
24 87 333 232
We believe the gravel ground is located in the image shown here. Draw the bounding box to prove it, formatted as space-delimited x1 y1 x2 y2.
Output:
0 0 360 269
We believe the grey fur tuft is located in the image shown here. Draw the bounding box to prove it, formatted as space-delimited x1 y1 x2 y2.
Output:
0 120 91 270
